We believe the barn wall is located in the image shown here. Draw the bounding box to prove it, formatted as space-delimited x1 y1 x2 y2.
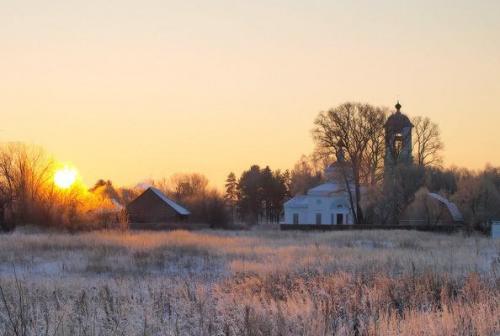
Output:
126 190 183 223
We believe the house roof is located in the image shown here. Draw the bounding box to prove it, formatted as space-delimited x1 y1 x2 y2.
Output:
148 187 191 216
428 193 463 222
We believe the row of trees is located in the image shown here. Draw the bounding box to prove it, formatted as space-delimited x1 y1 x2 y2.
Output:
225 166 288 225
380 165 500 231
151 154 340 227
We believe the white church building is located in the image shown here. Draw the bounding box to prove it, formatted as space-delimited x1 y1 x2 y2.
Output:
283 149 357 226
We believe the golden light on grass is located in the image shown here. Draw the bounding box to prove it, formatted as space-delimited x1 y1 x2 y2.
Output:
54 166 78 189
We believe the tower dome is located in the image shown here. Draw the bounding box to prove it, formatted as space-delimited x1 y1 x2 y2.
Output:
325 141 353 181
385 101 413 131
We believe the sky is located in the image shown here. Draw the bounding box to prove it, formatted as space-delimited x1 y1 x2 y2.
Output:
1 0 500 188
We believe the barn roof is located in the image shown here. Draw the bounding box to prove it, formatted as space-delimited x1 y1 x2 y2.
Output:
148 187 191 216
428 193 463 222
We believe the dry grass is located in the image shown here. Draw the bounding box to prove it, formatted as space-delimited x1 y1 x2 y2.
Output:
0 230 498 335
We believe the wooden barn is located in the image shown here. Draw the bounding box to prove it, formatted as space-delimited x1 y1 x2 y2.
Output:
126 187 190 226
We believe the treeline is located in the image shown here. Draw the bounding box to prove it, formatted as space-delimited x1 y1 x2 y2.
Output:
225 166 288 225
151 164 318 227
2 101 499 232
360 164 500 231
150 173 228 229
440 166 500 231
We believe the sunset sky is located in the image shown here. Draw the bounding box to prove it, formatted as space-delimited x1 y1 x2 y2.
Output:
2 0 499 188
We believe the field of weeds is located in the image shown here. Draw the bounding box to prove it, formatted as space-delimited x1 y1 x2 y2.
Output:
0 229 499 335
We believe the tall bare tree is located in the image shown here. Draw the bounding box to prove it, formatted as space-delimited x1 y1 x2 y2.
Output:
0 143 54 229
289 155 323 196
312 102 386 224
362 117 387 186
412 116 444 167
163 173 209 203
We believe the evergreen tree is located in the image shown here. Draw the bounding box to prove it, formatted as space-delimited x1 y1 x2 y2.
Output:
224 172 238 223
236 165 289 225
237 165 263 225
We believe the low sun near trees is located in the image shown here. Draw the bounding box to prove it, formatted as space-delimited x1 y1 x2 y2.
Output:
0 143 128 231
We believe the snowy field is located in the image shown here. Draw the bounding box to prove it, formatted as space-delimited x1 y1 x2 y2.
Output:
0 230 499 335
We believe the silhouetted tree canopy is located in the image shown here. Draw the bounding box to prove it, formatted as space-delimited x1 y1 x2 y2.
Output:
236 165 288 225
312 102 387 224
412 116 444 167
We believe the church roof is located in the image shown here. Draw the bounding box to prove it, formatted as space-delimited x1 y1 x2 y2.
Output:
307 183 340 196
284 195 309 208
307 182 355 196
385 102 413 130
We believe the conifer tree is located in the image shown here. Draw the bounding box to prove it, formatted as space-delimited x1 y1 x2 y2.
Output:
224 172 238 223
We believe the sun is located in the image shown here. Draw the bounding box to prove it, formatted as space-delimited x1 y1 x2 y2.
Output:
54 167 77 189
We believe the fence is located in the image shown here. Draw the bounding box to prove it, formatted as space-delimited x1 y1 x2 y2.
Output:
280 224 463 233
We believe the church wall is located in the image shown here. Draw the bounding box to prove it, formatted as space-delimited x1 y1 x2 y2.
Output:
284 195 354 225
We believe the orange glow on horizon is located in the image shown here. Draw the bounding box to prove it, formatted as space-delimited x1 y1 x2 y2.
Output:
1 1 499 188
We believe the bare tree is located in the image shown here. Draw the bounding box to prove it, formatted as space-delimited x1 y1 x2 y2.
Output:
312 102 386 224
170 173 209 202
412 116 444 167
362 116 387 186
452 166 500 231
152 173 209 203
0 143 54 229
289 155 323 196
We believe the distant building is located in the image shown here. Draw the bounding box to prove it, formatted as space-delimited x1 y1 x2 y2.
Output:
283 146 356 226
126 187 190 225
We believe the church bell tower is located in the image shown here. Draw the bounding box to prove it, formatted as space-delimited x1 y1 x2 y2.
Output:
384 101 413 170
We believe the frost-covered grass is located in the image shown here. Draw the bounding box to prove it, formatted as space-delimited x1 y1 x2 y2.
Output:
0 230 499 335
